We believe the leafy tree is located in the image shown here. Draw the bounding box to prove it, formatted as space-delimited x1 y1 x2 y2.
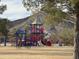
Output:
0 19 9 46
69 0 79 59
22 0 79 59
0 0 6 14
0 0 7 46
23 0 68 26
59 28 75 45
0 19 8 35
41 2 67 26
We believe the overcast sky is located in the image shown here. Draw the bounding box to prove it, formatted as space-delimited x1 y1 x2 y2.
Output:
0 0 32 21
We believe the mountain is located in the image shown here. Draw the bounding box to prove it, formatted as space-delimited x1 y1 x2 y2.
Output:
9 12 46 33
8 12 75 35
8 12 75 45
8 16 33 33
9 17 30 28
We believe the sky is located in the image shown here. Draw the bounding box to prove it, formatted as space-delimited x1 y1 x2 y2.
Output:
0 0 32 21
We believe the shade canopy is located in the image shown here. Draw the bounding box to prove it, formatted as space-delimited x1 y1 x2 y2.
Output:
32 19 42 25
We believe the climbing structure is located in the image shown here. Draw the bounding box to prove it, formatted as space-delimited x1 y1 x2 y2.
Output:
15 12 52 47
30 19 44 46
15 28 26 47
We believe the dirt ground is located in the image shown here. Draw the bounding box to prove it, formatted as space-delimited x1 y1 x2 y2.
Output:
0 46 73 59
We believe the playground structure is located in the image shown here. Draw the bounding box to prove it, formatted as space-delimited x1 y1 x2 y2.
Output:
0 14 52 47
15 18 52 47
15 28 26 47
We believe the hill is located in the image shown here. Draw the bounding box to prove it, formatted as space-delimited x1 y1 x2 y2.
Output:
8 12 75 45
